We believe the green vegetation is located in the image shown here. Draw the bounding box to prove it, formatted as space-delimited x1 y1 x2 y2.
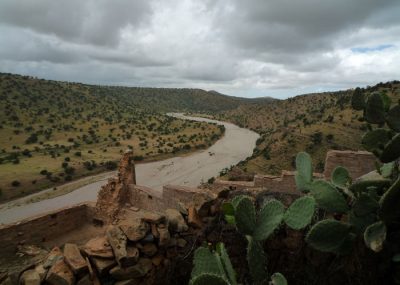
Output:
217 81 400 178
0 73 229 201
189 87 400 284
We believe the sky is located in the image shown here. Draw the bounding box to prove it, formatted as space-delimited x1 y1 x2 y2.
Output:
0 0 399 99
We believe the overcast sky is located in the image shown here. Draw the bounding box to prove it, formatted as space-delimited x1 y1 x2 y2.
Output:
0 0 399 98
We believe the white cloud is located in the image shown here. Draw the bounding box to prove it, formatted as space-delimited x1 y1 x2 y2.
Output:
0 0 399 98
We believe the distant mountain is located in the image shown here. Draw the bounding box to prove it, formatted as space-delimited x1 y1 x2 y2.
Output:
0 73 255 114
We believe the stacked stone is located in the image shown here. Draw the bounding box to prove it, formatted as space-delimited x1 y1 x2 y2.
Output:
13 206 203 285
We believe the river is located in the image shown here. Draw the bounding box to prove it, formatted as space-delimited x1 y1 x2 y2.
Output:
0 113 259 224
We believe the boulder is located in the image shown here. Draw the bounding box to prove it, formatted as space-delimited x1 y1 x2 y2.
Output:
120 220 149 242
43 247 64 269
141 211 165 224
19 269 40 285
165 209 188 232
82 236 114 259
157 225 170 247
46 259 75 285
110 258 153 280
140 243 157 257
123 246 140 267
91 257 117 276
188 206 202 228
64 243 87 275
106 226 128 266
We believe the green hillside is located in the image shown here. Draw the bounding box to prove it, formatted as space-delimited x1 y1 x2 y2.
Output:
216 81 400 179
0 73 229 201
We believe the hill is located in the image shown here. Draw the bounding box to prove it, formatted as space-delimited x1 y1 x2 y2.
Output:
216 81 400 179
0 73 230 201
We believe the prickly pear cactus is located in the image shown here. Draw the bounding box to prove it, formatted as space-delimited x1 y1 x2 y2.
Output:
309 180 349 213
365 93 386 124
331 166 351 189
364 221 387 252
284 196 316 230
234 196 256 235
253 199 285 241
379 177 400 223
386 105 400 132
351 87 365 110
216 243 237 285
246 236 268 285
306 219 352 253
349 170 391 193
190 274 230 285
191 247 224 279
380 133 400 163
270 272 288 285
295 152 313 192
361 128 392 156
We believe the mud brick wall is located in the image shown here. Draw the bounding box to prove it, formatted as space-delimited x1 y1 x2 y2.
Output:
162 185 215 210
254 171 298 194
128 184 165 212
324 150 376 180
0 203 94 255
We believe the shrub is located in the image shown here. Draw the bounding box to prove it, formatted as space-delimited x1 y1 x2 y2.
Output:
11 180 20 187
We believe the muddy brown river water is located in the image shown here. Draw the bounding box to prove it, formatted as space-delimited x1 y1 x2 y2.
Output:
0 113 259 224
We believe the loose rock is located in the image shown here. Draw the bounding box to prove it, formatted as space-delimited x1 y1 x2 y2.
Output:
64 243 87 275
19 269 40 285
120 219 149 242
141 243 158 257
110 258 153 280
106 226 128 266
46 259 75 285
82 236 114 259
165 209 188 232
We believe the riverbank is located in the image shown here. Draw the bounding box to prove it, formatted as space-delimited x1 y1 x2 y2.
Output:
0 114 259 224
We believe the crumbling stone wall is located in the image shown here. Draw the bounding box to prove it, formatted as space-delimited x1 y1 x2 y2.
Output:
323 150 376 180
0 203 95 255
213 150 376 193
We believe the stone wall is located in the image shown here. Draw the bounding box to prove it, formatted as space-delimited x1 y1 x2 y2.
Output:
0 203 95 255
324 150 376 180
212 150 376 193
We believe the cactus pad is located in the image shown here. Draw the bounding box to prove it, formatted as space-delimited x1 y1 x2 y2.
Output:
270 273 288 285
309 180 349 213
386 105 400 132
253 199 285 241
246 236 268 284
191 247 224 279
349 171 391 193
379 177 400 223
351 87 365 110
380 133 400 163
306 219 352 253
364 221 386 252
331 166 351 188
365 93 385 124
190 274 229 285
295 152 313 192
284 196 316 230
361 128 391 156
216 243 237 285
234 196 256 235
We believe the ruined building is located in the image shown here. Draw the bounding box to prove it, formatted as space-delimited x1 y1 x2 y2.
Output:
0 150 376 285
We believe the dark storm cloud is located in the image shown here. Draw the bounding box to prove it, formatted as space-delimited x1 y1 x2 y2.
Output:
0 0 399 98
0 0 152 46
